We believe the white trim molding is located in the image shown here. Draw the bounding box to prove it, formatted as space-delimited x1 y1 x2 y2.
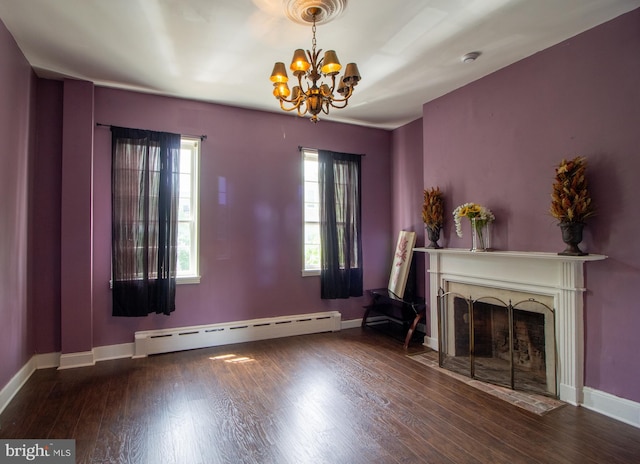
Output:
0 358 37 416
58 351 95 370
341 318 362 330
94 343 135 362
583 387 640 429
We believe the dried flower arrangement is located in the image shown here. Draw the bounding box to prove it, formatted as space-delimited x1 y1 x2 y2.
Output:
422 187 444 230
550 156 595 224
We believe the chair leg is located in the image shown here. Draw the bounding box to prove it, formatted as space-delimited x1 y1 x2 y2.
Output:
362 306 372 328
403 312 425 349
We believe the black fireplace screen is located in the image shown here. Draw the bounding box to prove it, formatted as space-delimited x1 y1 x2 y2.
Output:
438 288 557 398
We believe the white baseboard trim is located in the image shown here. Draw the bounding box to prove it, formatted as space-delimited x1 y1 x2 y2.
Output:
58 351 95 370
0 358 37 416
35 352 61 369
583 387 640 429
559 383 580 406
94 343 135 362
423 335 438 350
341 319 362 329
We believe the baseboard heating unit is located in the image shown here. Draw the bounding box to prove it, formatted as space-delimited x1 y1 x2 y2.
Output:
134 311 341 358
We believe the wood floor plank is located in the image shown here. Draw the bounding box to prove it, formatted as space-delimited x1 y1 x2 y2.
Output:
2 328 640 463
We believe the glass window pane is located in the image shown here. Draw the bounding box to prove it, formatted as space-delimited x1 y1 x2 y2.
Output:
304 203 319 223
305 244 320 269
178 222 191 247
305 223 320 245
177 222 192 274
179 174 192 196
179 197 192 220
304 159 318 181
178 246 191 273
304 181 319 203
180 150 192 173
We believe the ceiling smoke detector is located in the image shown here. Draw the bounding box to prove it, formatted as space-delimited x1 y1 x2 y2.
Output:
461 51 481 63
284 0 347 25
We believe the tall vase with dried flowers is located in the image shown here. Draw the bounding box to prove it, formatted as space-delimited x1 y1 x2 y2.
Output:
550 156 595 256
422 187 444 248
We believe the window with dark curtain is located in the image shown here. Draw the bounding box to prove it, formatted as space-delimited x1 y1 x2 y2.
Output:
318 149 363 299
111 127 180 316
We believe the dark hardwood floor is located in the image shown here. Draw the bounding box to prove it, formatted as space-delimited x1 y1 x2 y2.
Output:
1 328 639 463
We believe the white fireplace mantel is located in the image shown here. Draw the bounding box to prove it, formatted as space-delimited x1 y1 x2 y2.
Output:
414 247 607 405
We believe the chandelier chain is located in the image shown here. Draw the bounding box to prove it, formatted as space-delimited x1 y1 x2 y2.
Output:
311 14 317 54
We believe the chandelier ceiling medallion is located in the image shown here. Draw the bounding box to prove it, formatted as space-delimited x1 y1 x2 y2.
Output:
270 0 361 123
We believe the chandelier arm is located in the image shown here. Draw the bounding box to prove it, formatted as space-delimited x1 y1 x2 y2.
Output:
328 99 349 109
278 99 304 112
327 86 355 106
328 74 338 93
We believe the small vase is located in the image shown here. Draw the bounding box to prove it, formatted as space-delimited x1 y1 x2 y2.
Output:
471 218 491 252
558 222 587 256
426 226 441 249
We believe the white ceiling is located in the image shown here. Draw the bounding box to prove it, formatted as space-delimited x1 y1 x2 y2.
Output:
1 0 638 129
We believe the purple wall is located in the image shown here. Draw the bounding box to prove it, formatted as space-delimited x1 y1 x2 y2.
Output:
61 80 95 354
32 80 63 353
390 118 425 299
421 9 640 402
30 86 391 349
0 19 36 388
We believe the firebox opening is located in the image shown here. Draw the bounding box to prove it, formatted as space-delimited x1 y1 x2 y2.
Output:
439 285 557 398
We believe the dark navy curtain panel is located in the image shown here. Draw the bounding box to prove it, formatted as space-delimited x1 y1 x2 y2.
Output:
318 149 363 299
111 127 180 316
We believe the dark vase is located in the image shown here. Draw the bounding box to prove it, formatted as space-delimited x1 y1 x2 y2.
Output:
558 222 588 256
426 226 441 249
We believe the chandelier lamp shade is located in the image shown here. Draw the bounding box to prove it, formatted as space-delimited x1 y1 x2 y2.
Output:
269 6 361 123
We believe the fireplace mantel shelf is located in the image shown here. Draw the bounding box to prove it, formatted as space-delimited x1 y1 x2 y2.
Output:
414 247 607 262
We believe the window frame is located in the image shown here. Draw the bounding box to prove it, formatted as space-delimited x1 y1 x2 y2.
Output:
302 148 321 276
176 136 201 284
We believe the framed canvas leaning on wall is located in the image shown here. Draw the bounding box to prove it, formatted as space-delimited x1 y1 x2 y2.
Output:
388 231 416 299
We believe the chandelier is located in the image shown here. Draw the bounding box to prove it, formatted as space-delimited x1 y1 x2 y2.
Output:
269 6 361 123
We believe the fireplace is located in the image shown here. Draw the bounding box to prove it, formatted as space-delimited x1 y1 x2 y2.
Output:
414 248 606 405
439 282 556 397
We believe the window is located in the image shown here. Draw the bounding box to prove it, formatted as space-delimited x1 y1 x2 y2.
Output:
177 137 200 282
110 135 200 287
303 148 320 274
110 127 182 316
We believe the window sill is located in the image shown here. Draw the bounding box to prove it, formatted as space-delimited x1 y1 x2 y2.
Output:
302 269 320 277
178 275 201 285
